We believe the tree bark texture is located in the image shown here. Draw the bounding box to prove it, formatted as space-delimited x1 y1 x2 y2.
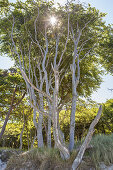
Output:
38 94 44 147
31 87 44 148
69 63 77 152
53 69 70 160
19 121 25 149
47 113 51 148
69 28 81 152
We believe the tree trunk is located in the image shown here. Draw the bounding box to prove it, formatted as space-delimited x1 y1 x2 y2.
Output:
53 69 70 160
31 135 37 148
33 109 39 147
19 115 25 149
47 103 52 148
69 92 77 151
47 116 51 148
38 94 44 147
0 86 17 140
31 87 43 148
69 63 77 152
69 28 81 152
37 113 43 147
72 105 102 170
27 131 30 150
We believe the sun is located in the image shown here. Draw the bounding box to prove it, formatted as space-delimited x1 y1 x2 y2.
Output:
50 16 57 26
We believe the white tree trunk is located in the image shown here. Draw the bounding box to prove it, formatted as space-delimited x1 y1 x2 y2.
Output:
31 84 43 148
19 121 25 149
69 91 77 152
72 105 102 170
21 72 44 148
69 28 81 152
33 94 43 148
47 111 51 148
53 69 70 160
37 113 43 147
69 63 77 152
38 94 44 147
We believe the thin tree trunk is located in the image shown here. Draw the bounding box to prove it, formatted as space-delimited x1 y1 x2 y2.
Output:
72 105 102 170
31 135 37 148
69 63 77 152
27 131 30 150
38 94 44 147
31 87 43 148
0 86 17 140
69 91 77 151
19 113 25 149
69 28 81 152
2 138 5 147
37 113 43 147
47 103 52 148
47 116 51 148
0 88 25 140
19 124 25 149
33 109 38 144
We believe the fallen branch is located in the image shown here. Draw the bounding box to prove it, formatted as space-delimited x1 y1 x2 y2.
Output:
72 105 102 170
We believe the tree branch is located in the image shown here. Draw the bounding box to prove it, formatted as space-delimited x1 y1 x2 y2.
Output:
21 70 53 102
72 105 102 170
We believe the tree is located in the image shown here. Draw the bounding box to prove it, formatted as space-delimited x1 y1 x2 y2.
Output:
96 99 113 134
0 69 26 140
0 0 110 164
98 26 113 74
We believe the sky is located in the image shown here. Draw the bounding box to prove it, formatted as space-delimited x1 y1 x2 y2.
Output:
0 0 113 103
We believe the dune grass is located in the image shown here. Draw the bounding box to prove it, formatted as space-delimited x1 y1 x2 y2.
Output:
6 147 73 170
90 133 113 168
5 134 113 170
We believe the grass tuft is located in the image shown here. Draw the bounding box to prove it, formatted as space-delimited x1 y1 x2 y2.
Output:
6 147 71 170
90 134 113 168
6 134 113 170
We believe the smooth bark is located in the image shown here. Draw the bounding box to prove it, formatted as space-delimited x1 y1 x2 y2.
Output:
53 68 70 160
72 105 102 170
19 119 25 149
38 94 44 147
47 109 51 148
69 28 81 152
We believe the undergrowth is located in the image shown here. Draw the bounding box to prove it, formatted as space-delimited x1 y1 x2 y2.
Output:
5 134 113 170
6 147 75 170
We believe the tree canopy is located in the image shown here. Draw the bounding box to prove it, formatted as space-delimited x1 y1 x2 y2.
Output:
0 0 111 97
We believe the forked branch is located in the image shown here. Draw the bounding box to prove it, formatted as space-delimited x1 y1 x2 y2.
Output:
21 70 53 102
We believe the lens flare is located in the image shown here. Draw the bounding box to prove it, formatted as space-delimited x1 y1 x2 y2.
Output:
50 16 57 26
